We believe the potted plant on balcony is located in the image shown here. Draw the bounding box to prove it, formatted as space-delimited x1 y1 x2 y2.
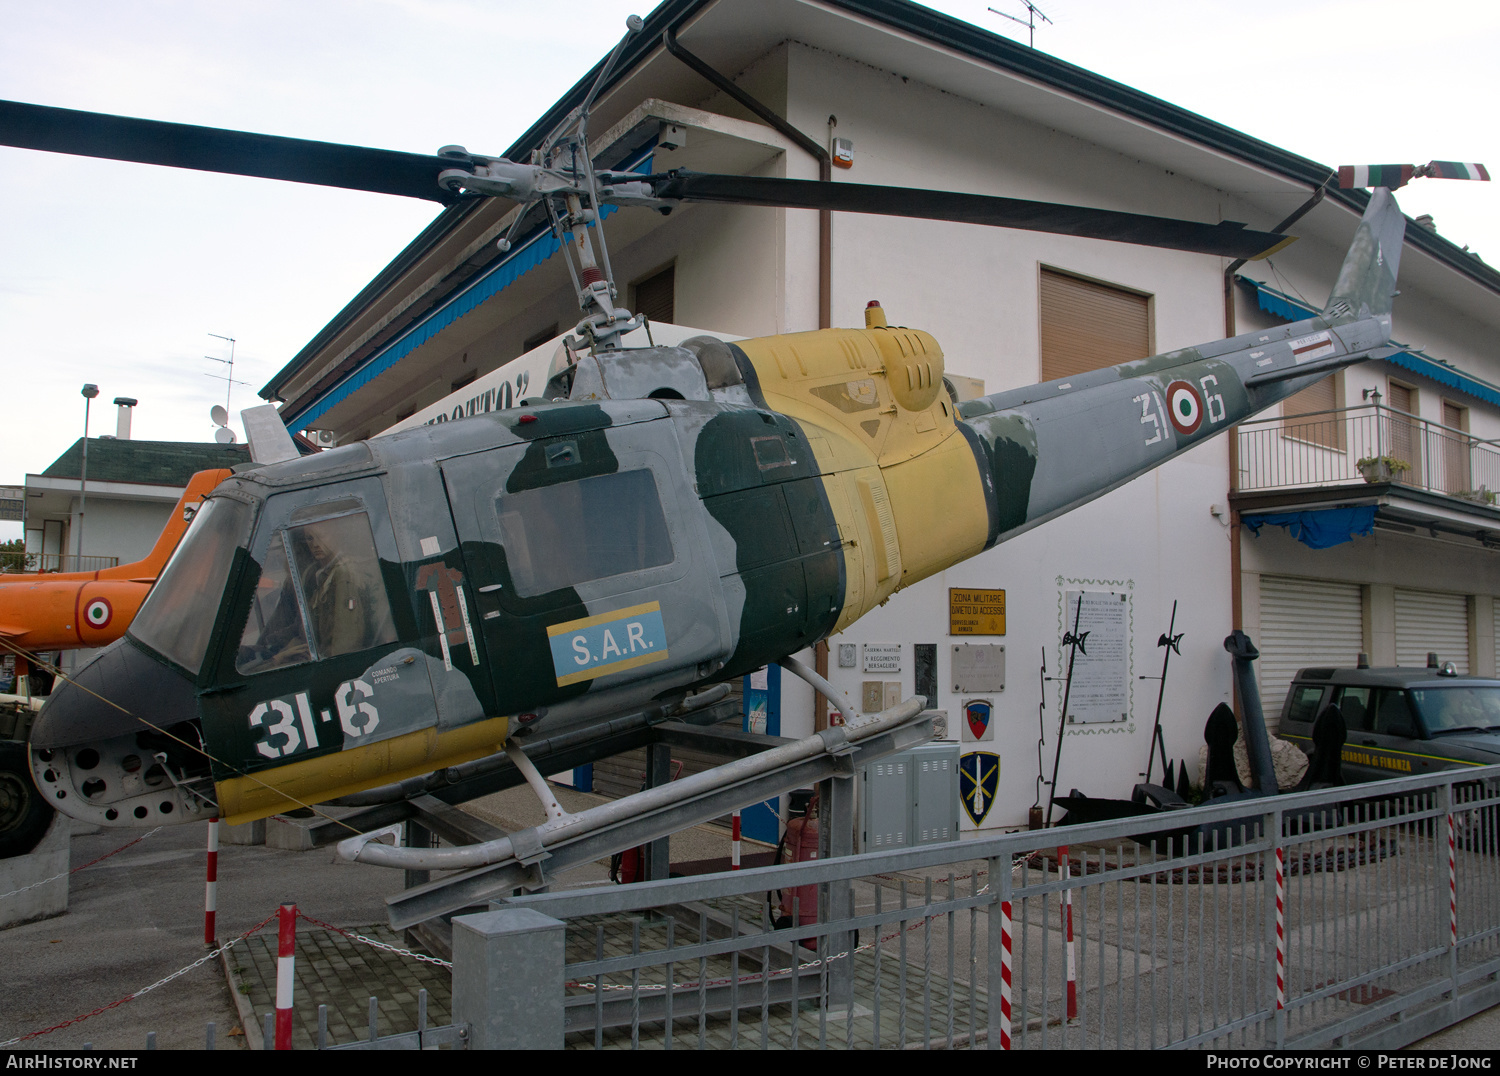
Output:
1357 455 1410 483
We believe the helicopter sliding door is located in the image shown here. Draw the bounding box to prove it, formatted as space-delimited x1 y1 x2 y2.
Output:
441 416 728 719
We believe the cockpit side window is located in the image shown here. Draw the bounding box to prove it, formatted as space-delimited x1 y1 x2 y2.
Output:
130 496 253 674
236 532 311 674
289 513 397 659
235 511 396 674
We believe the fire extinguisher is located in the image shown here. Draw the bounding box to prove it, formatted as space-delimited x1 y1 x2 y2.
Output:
611 759 684 884
772 790 819 928
611 844 643 885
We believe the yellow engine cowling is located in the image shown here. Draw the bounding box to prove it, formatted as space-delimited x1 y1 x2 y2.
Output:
734 305 990 631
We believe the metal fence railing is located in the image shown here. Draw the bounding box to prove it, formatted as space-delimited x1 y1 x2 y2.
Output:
474 766 1500 1050
0 552 119 574
1236 403 1500 504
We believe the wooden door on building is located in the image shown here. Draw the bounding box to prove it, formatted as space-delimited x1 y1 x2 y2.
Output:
1441 401 1470 494
1386 381 1420 484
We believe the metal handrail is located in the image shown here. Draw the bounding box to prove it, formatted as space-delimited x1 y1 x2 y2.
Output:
491 764 1500 1050
0 552 121 573
1236 402 1500 502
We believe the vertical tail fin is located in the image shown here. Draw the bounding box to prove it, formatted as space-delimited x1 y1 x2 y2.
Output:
1324 187 1405 319
97 469 231 581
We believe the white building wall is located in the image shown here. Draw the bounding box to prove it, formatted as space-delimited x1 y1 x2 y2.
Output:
68 496 173 564
771 44 1243 829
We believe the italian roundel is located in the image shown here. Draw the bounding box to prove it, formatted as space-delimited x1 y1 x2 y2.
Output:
84 597 113 629
1165 380 1204 435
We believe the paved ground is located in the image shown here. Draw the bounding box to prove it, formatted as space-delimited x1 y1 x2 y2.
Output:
4 799 1497 1050
0 788 760 1051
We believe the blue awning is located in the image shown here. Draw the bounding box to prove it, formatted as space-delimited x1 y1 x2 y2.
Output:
1236 276 1500 409
1242 506 1377 550
286 146 656 430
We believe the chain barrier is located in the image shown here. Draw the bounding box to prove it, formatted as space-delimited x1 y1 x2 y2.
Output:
0 909 279 1046
0 827 163 904
297 912 453 969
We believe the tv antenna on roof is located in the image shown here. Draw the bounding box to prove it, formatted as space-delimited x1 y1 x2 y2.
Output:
204 332 249 413
989 1 1053 48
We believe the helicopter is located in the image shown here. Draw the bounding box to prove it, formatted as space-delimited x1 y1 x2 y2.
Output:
0 16 1427 851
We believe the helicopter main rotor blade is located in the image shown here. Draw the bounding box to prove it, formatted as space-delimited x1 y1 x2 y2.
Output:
0 100 469 204
652 171 1295 260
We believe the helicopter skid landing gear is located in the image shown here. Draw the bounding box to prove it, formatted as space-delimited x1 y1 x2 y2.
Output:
343 696 935 930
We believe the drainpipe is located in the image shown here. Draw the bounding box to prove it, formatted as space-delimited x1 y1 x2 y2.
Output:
663 28 832 332
1223 175 1332 634
664 28 836 729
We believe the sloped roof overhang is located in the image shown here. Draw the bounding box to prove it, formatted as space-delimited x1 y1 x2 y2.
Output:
262 0 1500 427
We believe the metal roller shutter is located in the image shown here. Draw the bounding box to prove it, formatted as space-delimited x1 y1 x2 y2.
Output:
1258 576 1364 729
1039 269 1150 380
1395 588 1469 672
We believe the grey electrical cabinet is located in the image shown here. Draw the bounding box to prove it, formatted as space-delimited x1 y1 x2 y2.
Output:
859 742 960 852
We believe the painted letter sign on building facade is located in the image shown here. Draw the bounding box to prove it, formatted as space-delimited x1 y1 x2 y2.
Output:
949 588 1006 635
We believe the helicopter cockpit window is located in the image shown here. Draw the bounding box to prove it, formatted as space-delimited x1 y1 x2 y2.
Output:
236 533 310 674
235 511 396 674
130 496 253 675
495 468 672 597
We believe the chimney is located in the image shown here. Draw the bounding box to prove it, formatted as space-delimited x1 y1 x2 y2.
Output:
113 397 138 440
1415 214 1437 232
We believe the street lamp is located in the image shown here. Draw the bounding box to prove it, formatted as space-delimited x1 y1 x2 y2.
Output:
77 384 98 571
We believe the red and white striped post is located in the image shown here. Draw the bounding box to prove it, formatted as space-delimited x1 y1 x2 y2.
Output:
203 820 219 946
274 903 297 1050
1448 811 1458 947
1274 847 1286 1011
999 899 1013 1050
731 810 742 870
1059 845 1077 1021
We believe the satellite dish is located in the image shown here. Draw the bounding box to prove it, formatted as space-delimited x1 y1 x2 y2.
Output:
214 426 236 444
210 404 229 427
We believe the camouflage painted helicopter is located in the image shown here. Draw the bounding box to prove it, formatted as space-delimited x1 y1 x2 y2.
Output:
0 19 1450 848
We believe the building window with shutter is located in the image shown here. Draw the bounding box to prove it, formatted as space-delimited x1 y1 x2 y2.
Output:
1039 267 1151 381
633 263 675 325
1281 373 1344 450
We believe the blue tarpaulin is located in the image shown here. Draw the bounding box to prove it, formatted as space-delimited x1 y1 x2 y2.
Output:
1242 506 1377 549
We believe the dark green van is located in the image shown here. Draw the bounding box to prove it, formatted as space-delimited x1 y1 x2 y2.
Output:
1277 662 1500 783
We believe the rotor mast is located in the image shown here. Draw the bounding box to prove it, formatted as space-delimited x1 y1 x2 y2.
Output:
513 15 647 355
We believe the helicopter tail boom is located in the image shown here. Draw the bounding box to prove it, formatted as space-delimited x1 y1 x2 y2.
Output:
956 189 1404 548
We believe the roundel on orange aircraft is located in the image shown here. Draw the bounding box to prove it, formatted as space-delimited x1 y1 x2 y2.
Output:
1165 380 1204 435
84 597 112 630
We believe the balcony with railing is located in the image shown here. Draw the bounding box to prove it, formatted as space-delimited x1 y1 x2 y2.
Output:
1236 403 1500 509
0 552 120 574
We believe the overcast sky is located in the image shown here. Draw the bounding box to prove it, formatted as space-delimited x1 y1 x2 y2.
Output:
3 0 1496 542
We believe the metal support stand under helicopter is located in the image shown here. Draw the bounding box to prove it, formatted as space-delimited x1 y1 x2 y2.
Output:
254 652 936 940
